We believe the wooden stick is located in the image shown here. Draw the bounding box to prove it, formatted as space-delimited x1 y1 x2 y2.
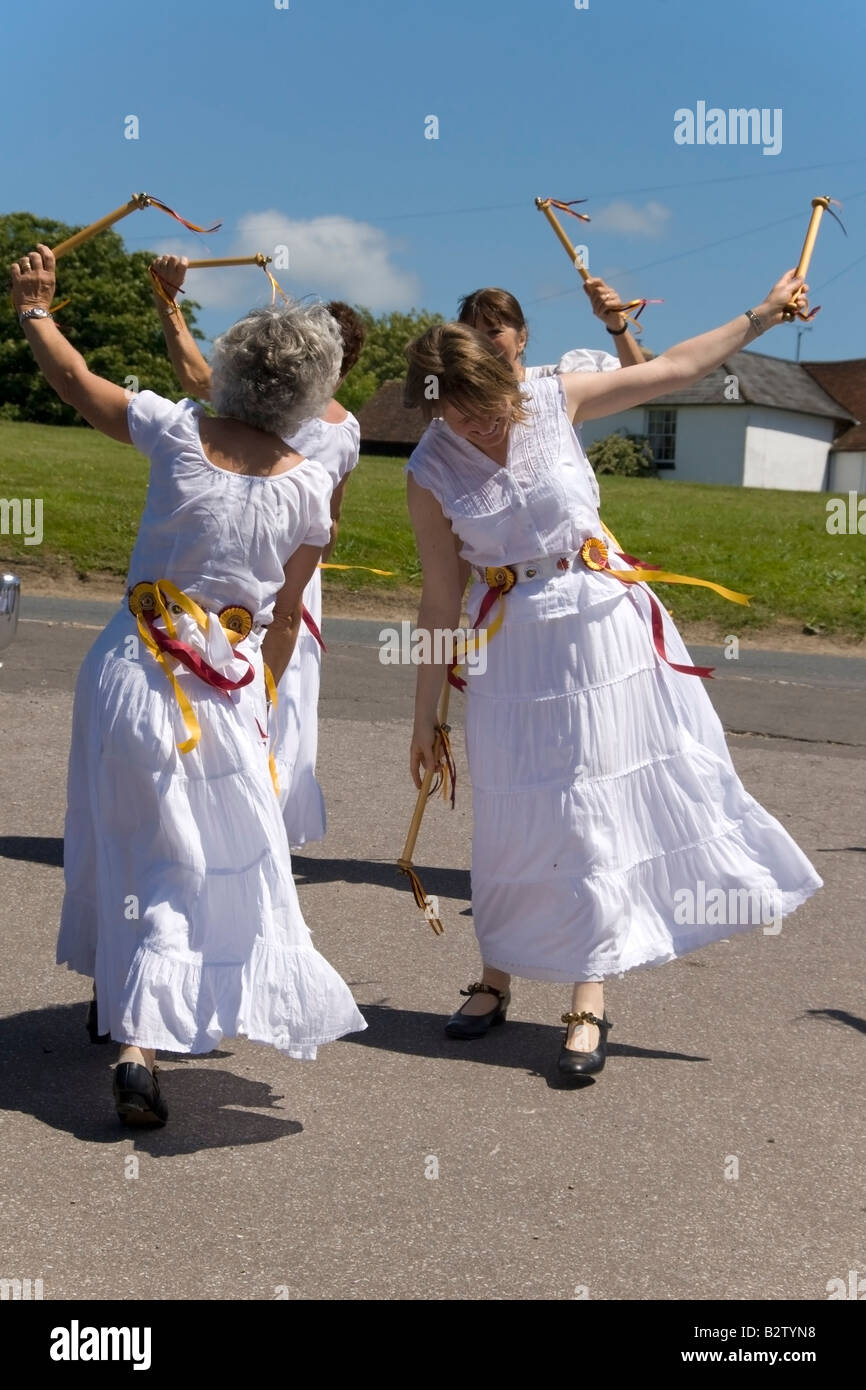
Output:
535 196 590 280
399 680 452 867
185 254 272 269
51 194 151 259
782 196 832 322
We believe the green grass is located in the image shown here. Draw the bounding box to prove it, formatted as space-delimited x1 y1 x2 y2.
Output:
1 419 864 635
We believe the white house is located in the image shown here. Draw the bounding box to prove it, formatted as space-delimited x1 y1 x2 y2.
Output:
577 350 857 492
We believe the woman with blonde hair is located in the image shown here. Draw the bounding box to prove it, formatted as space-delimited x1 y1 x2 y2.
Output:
11 244 366 1127
404 269 821 1085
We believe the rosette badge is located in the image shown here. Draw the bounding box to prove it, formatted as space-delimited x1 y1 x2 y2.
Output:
483 565 517 593
580 537 609 572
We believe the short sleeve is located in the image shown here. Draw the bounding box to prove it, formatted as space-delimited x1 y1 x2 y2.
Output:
556 347 620 374
299 463 333 548
127 390 192 457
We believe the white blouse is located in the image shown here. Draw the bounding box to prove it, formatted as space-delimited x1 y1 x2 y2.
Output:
406 377 602 569
125 391 333 624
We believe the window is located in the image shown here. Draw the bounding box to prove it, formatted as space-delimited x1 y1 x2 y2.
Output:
646 408 677 468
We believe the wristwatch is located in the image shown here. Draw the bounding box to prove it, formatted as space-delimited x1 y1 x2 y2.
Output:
18 307 52 322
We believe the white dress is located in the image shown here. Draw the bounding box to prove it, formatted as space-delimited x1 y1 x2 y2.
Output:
406 377 822 982
272 411 361 846
525 347 620 511
56 392 367 1056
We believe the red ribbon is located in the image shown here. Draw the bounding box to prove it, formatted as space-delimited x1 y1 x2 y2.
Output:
608 552 714 678
146 196 222 235
301 605 327 652
145 617 255 692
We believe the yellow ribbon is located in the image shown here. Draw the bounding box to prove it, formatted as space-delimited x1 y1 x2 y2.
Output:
319 563 395 576
132 581 282 794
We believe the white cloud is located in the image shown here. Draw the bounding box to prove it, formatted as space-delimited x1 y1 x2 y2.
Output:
146 213 422 313
590 200 672 238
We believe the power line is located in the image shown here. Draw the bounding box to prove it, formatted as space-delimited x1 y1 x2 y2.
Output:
114 155 866 244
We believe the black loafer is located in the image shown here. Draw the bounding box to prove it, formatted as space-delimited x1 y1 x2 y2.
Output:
86 996 111 1044
555 1010 613 1086
444 981 510 1039
113 1062 168 1126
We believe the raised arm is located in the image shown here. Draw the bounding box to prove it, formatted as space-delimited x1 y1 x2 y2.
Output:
150 255 213 399
562 269 805 423
583 276 645 368
10 246 131 443
261 542 323 687
407 472 466 788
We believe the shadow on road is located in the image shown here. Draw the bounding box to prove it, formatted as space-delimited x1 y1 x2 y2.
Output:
0 835 63 867
341 1004 710 1084
803 1007 866 1036
292 854 471 901
0 1004 303 1156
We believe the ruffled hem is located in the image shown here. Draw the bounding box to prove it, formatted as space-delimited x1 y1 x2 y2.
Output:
60 938 366 1058
479 874 822 983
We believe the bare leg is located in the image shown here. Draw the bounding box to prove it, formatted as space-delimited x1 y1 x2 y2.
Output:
563 981 605 1052
116 1045 156 1071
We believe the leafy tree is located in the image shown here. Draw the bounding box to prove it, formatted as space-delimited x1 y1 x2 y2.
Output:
587 430 658 478
336 307 444 414
0 212 202 425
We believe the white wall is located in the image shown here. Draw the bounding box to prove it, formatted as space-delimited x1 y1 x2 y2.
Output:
579 405 748 484
828 452 866 492
743 408 834 491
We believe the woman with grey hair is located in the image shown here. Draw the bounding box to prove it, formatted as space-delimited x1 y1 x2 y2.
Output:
10 244 366 1127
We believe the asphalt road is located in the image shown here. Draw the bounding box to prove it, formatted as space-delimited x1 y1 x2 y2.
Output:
1 599 864 1302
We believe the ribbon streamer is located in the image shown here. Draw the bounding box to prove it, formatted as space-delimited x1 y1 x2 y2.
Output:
535 196 662 333
50 193 221 260
782 196 846 323
397 682 454 935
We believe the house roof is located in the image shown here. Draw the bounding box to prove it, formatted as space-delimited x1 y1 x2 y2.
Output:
647 349 856 426
800 359 866 451
356 379 426 446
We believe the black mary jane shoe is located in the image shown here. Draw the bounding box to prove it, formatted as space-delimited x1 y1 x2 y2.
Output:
444 981 511 1040
113 1062 168 1127
86 994 111 1044
555 1010 613 1086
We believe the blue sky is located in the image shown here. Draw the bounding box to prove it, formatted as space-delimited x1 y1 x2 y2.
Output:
3 0 864 363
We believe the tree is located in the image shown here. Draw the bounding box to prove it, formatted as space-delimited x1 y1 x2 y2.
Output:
586 430 658 478
336 307 444 414
0 212 202 425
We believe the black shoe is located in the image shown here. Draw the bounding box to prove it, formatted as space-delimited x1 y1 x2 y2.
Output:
86 996 110 1044
113 1062 168 1127
444 982 510 1039
555 1010 613 1086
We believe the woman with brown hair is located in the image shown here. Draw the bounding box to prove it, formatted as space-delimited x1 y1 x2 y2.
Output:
404 270 822 1086
456 280 643 507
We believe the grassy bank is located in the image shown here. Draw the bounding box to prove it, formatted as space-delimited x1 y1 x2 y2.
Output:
1 419 864 635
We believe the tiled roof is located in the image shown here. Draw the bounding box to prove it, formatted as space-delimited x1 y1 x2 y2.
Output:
647 349 855 424
356 379 426 446
801 359 866 450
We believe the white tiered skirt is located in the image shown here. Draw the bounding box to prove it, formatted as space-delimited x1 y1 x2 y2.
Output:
464 562 822 982
272 567 326 847
57 604 365 1056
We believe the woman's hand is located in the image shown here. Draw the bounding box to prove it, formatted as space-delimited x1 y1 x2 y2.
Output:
150 253 188 306
410 717 440 790
755 269 807 327
10 244 56 313
583 276 626 331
